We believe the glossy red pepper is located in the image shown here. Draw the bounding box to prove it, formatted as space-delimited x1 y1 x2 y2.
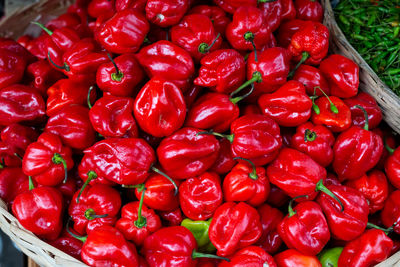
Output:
0 142 20 168
338 229 393 267
386 147 400 189
223 160 270 207
96 53 144 97
317 185 369 241
346 170 389 214
45 13 81 32
134 77 186 137
260 0 283 32
0 38 35 64
281 0 297 20
375 127 398 169
157 127 220 179
146 0 189 27
115 0 147 13
0 168 29 205
0 46 27 90
1 123 39 160
19 34 48 60
0 84 46 126
258 80 312 127
184 85 203 109
179 172 222 220
12 180 63 240
274 249 322 267
291 122 335 167
89 95 138 138
45 105 96 150
69 184 121 235
159 208 183 226
22 132 73 186
256 204 284 254
292 64 330 96
319 54 359 98
210 139 235 175
213 0 257 14
88 0 115 19
294 0 323 22
219 246 277 267
188 5 230 36
277 19 307 48
278 200 330 255
226 7 270 51
136 40 195 92
96 9 149 54
46 79 95 117
209 202 262 256
381 190 400 234
48 228 83 260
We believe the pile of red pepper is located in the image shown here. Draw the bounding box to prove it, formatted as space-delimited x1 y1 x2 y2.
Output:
0 0 399 266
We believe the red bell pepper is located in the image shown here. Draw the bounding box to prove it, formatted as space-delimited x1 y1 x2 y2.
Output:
45 105 96 150
209 202 262 256
277 19 307 48
260 0 282 32
116 186 162 245
96 9 149 54
0 85 46 126
23 132 73 186
136 40 195 92
46 79 95 117
87 0 115 19
226 7 270 51
179 172 222 221
210 139 235 175
96 53 145 97
381 190 400 234
343 92 382 130
386 146 400 189
274 249 322 267
294 0 323 22
157 127 220 179
256 204 284 254
69 184 121 235
291 121 335 167
258 80 312 127
278 200 330 255
188 5 230 36
134 77 186 137
219 246 277 267
319 54 359 98
223 159 270 207
292 64 330 96
18 34 48 60
338 229 393 267
317 185 369 241
0 168 29 205
89 95 139 138
12 178 64 240
145 0 189 27
0 38 35 64
194 49 246 94
346 170 388 214
281 0 297 20
48 228 83 260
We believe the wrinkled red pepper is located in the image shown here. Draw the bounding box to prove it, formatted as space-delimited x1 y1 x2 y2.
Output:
210 139 235 175
256 204 284 254
294 0 323 22
260 0 283 32
219 246 277 267
0 168 29 205
381 190 400 234
145 0 189 27
188 5 230 36
274 249 321 267
386 146 400 189
292 64 330 96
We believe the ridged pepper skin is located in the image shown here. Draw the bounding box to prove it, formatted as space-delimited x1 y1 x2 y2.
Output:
223 162 269 207
260 0 282 32
210 139 235 175
346 170 388 214
294 0 323 22
96 9 149 54
89 95 138 138
157 127 220 179
213 0 257 14
45 105 96 150
229 114 282 166
136 40 195 92
386 147 400 189
258 80 312 127
145 0 189 27
171 14 221 62
12 185 63 240
278 201 330 255
79 138 155 185
226 7 270 51
317 185 369 241
194 49 246 94
319 55 359 98
134 77 186 137
209 202 262 256
159 209 183 227
219 246 277 267
0 85 46 126
179 172 222 220
277 19 307 48
81 226 139 266
267 148 326 199
338 229 393 267
281 0 297 20
292 64 330 96
1 123 39 160
69 184 121 235
188 5 230 36
291 122 335 167
0 48 27 90
381 190 400 234
333 125 383 181
274 249 322 267
0 168 29 205
23 133 74 186
256 204 284 254
96 53 145 97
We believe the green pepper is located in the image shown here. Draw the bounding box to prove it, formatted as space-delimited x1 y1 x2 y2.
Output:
318 247 344 267
181 218 216 252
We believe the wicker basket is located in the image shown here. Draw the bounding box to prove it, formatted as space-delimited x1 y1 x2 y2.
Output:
322 0 400 134
0 0 399 266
